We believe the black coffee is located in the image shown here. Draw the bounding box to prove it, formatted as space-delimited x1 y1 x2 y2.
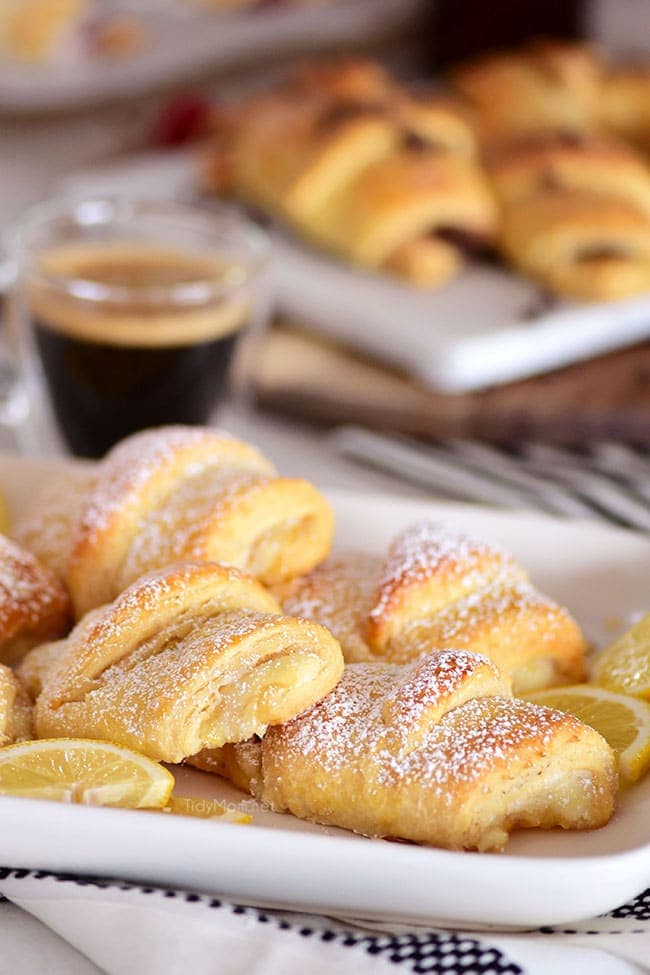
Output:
29 244 250 458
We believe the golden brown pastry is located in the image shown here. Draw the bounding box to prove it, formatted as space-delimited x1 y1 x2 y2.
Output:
499 189 650 301
0 534 70 665
0 665 32 745
451 40 605 144
486 133 650 215
305 151 497 280
194 650 617 851
0 0 85 62
15 426 333 619
31 561 344 763
277 521 586 693
288 57 394 104
203 59 497 288
13 467 96 581
486 132 650 300
602 66 650 152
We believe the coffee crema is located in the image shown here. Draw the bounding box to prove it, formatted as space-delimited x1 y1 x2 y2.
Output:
28 243 251 458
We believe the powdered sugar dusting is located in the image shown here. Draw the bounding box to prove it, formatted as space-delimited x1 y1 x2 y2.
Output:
75 427 232 540
398 696 581 793
119 466 272 588
277 660 584 797
13 469 95 580
369 520 524 626
280 551 379 661
391 580 578 662
66 610 292 747
381 649 502 731
0 535 69 647
40 561 341 759
73 426 273 547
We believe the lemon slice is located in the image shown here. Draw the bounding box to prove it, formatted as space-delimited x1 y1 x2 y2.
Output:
165 796 252 823
591 614 650 700
524 685 650 782
0 739 174 808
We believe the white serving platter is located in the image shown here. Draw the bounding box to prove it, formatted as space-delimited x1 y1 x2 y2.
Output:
0 455 648 929
59 151 650 394
0 0 424 113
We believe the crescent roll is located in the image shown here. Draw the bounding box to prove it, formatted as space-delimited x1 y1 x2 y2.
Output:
499 189 650 301
13 467 96 582
0 665 32 745
194 651 617 851
0 0 85 62
487 134 650 216
450 40 604 144
277 521 587 693
30 561 344 763
14 426 333 619
202 59 497 288
0 534 70 664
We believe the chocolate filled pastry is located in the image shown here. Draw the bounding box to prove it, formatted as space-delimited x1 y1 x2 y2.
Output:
450 40 604 144
28 561 344 764
15 425 334 619
202 59 497 288
499 189 650 301
0 534 70 665
276 521 586 694
192 650 617 851
0 666 32 745
486 134 650 215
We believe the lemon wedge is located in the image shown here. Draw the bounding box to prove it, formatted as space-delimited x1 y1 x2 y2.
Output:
591 614 650 700
165 796 252 823
0 739 174 808
524 685 650 782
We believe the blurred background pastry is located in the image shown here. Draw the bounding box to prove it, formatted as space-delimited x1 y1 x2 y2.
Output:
202 59 497 289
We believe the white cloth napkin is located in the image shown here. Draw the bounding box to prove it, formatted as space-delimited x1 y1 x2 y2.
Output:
0 870 647 975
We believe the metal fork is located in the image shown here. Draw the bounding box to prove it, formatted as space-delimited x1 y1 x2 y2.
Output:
330 426 650 531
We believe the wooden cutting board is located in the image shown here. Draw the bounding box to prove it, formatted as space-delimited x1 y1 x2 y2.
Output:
251 325 650 445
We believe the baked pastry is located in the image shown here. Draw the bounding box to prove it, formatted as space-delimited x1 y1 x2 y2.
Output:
13 467 96 582
486 133 650 215
0 534 70 665
499 189 650 301
602 66 650 152
14 425 334 619
30 561 344 764
0 665 32 745
202 59 497 288
450 40 604 144
193 650 617 851
0 0 85 62
277 521 586 693
486 133 650 300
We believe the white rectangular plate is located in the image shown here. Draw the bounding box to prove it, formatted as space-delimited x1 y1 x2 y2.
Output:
0 457 648 928
271 236 650 393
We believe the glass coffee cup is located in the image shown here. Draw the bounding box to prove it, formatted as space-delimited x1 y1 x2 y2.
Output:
8 197 271 458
